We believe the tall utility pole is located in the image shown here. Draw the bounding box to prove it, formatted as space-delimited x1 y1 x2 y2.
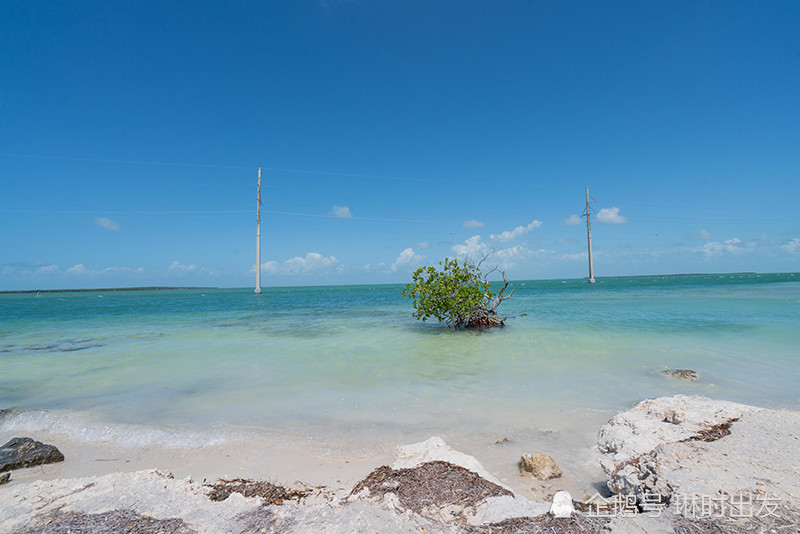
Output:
583 186 596 284
255 167 262 295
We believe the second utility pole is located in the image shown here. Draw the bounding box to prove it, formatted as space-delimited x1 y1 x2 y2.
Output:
255 167 262 295
583 186 596 284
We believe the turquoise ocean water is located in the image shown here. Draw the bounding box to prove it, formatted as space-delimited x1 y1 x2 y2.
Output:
1 273 799 465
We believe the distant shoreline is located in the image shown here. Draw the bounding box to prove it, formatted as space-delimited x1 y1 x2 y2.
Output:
585 271 758 280
0 287 218 294
2 272 793 294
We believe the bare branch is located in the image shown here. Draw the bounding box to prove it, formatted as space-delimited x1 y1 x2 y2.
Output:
474 250 496 271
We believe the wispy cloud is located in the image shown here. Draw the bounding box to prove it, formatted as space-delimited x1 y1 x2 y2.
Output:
93 217 121 230
66 264 144 275
596 207 627 224
462 219 486 229
490 220 543 242
168 261 197 275
687 229 713 241
1 261 60 277
451 235 550 271
780 238 800 254
564 214 582 226
331 206 353 218
35 264 60 275
414 241 430 249
494 245 533 268
693 237 755 258
261 252 339 275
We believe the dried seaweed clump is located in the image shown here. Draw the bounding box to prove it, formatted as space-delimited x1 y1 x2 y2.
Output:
469 513 611 534
16 509 195 534
681 418 739 443
350 460 512 514
205 478 309 504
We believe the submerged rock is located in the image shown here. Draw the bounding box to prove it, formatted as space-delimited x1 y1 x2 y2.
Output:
0 437 65 472
518 453 562 480
659 368 700 381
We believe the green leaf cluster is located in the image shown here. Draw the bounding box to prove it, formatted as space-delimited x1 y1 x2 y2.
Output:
401 257 493 329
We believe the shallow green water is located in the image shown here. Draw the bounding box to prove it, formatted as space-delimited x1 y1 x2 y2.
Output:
1 273 799 450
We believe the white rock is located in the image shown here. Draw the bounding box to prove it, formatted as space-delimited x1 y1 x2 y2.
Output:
549 490 574 518
596 395 800 508
0 469 261 534
596 394 756 467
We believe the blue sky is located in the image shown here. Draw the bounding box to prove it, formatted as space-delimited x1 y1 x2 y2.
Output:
2 0 799 290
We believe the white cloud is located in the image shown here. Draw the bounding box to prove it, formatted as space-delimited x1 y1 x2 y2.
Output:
168 261 198 275
331 206 353 218
261 261 280 274
564 214 583 226
34 264 60 275
462 220 486 229
451 239 549 271
596 207 628 224
66 264 143 276
694 237 755 258
2 262 60 276
414 241 430 249
93 217 121 230
559 252 588 262
391 247 425 271
781 238 800 254
490 220 543 242
66 264 88 275
494 245 533 268
261 252 339 275
452 235 491 258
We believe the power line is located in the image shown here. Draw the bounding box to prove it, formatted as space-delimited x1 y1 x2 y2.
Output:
0 153 485 185
0 153 254 170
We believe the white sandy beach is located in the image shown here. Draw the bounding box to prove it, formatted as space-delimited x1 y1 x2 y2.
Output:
2 395 799 533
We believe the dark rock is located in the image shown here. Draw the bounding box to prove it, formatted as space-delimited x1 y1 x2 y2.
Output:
659 369 700 381
0 472 9 485
0 437 65 472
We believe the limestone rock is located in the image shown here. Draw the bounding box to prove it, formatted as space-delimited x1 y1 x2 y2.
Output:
0 437 65 473
659 369 699 381
518 453 562 480
596 395 800 509
549 490 573 518
596 395 754 467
